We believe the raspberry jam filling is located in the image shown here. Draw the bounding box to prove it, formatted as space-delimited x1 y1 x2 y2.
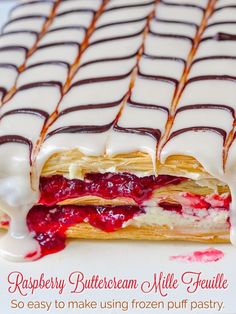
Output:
39 173 186 206
26 205 145 258
1 191 230 259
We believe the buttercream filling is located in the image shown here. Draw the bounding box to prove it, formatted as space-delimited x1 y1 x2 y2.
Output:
1 197 230 259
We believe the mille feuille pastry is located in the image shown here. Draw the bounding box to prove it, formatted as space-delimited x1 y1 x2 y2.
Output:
0 0 235 261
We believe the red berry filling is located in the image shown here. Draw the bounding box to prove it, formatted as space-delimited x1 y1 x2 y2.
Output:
39 173 186 206
27 205 145 258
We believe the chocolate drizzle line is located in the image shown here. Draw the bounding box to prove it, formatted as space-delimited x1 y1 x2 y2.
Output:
79 51 139 69
0 87 6 98
143 53 186 64
71 70 133 89
149 30 194 44
10 0 55 13
18 81 62 92
114 125 161 141
154 17 198 29
201 33 236 42
0 135 33 165
0 30 38 38
56 9 96 17
3 15 48 28
104 2 156 12
128 98 169 113
214 5 236 12
0 109 49 121
37 41 80 50
46 123 114 139
187 75 236 85
47 26 87 34
0 46 28 53
176 104 235 117
206 21 236 29
192 55 236 65
95 17 149 31
215 32 236 41
160 0 205 11
25 61 70 71
59 99 124 117
138 71 178 86
89 30 144 46
169 126 227 141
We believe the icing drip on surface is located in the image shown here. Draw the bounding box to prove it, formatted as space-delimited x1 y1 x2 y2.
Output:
0 0 236 261
170 248 224 263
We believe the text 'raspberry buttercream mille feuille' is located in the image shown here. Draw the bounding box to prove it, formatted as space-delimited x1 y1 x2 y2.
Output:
0 0 235 261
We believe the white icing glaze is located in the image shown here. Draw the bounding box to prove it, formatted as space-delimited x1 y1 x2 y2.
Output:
27 44 79 66
40 28 86 46
106 0 154 9
62 78 131 109
49 12 94 30
73 59 136 82
0 50 26 67
0 32 37 49
96 5 153 27
57 0 102 14
195 41 236 59
1 85 61 114
150 19 197 38
171 109 233 134
10 2 54 19
3 17 46 33
81 37 143 64
131 77 175 107
209 7 236 24
145 35 192 59
90 21 146 43
179 80 236 109
139 57 185 81
155 3 204 24
215 0 236 7
204 23 236 38
0 67 18 91
17 64 69 88
161 0 208 6
190 59 236 78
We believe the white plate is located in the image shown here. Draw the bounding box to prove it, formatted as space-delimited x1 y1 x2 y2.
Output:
0 229 236 314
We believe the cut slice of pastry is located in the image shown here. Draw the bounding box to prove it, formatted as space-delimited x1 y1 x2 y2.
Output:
0 0 235 261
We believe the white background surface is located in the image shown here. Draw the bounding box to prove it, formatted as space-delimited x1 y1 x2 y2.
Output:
0 1 236 313
0 0 17 29
0 230 236 314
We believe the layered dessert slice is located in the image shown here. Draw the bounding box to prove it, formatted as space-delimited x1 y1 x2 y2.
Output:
0 0 235 261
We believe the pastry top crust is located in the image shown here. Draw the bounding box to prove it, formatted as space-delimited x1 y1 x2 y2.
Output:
0 0 235 181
